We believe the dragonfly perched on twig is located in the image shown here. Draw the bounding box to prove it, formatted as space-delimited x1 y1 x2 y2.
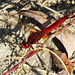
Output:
21 13 72 49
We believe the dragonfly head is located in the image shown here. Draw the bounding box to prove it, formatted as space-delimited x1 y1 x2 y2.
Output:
21 40 29 49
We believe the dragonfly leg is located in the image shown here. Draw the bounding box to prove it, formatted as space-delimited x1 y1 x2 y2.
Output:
35 43 42 44
29 45 34 51
35 43 44 48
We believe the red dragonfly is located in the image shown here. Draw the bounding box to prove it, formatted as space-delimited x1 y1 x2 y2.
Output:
21 13 72 49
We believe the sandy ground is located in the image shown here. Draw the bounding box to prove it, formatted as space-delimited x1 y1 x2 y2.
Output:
0 0 75 75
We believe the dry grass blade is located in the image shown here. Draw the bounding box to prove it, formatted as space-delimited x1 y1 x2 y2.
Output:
19 10 49 26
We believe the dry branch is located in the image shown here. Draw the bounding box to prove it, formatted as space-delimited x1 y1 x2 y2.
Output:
0 57 23 60
3 49 40 75
3 47 71 75
36 2 63 17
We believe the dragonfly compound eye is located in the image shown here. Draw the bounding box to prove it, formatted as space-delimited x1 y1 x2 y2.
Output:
21 41 29 49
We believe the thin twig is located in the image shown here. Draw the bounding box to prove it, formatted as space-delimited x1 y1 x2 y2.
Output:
42 48 70 74
36 2 63 17
3 49 40 75
42 0 48 6
23 64 47 73
0 57 23 60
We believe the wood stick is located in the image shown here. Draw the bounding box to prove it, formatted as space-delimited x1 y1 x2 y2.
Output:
36 2 63 17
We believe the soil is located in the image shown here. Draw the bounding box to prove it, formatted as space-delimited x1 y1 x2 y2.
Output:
0 0 75 75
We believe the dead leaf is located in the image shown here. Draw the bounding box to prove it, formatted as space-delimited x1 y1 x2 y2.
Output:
52 50 75 74
19 10 50 27
52 50 67 69
56 31 75 58
60 70 68 75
